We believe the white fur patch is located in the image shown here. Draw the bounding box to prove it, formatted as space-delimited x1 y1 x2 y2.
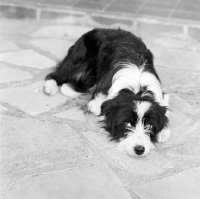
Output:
43 79 59 96
60 83 82 98
87 93 107 116
140 72 162 102
136 101 151 119
157 128 171 143
108 63 140 98
117 131 155 157
118 119 155 157
107 63 162 102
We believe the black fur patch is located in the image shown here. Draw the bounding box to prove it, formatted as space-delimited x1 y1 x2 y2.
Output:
45 28 159 95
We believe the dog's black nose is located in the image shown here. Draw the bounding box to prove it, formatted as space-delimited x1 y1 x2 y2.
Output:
134 145 145 155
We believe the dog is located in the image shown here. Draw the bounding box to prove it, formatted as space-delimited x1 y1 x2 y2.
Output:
43 28 170 157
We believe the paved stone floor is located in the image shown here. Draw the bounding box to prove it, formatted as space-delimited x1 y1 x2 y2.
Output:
0 13 200 199
1 0 200 23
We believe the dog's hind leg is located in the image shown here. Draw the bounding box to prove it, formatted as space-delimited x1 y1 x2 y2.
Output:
43 65 72 96
44 65 87 98
43 78 59 96
60 83 83 98
43 50 75 96
44 39 95 97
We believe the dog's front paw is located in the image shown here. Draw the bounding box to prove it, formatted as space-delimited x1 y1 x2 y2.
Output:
87 99 101 116
43 80 59 96
157 128 171 143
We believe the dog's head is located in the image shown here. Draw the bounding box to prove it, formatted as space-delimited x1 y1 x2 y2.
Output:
101 89 169 157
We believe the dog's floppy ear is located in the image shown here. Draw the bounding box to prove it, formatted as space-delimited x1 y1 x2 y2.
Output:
100 99 119 132
101 99 117 117
101 98 135 141
100 90 134 132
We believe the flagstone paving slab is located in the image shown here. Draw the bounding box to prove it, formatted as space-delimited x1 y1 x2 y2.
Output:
133 167 200 199
0 81 67 115
54 107 85 121
0 104 7 112
0 41 20 52
157 67 200 91
0 115 92 176
168 109 189 130
168 93 194 116
187 42 200 52
81 130 116 150
6 164 132 199
104 148 174 176
0 50 56 69
30 39 73 60
153 47 200 70
31 25 92 39
143 36 192 49
167 124 200 157
0 67 32 83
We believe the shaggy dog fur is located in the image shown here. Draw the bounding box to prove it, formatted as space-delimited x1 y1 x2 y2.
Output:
44 28 170 157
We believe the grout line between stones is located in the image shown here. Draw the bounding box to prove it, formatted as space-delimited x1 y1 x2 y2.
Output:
168 0 182 20
135 0 150 14
101 0 116 13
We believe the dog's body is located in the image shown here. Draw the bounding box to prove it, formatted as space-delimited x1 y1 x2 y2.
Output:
44 28 170 157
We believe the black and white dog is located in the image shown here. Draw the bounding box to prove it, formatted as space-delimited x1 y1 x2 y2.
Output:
44 28 170 157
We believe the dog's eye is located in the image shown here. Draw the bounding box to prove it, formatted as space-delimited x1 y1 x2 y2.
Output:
126 123 131 127
146 124 153 129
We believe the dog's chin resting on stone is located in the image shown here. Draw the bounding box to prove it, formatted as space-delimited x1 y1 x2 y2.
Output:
43 28 171 157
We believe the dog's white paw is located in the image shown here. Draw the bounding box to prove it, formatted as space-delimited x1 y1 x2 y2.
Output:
87 99 101 116
87 93 107 116
157 128 171 143
60 83 82 98
43 80 59 96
